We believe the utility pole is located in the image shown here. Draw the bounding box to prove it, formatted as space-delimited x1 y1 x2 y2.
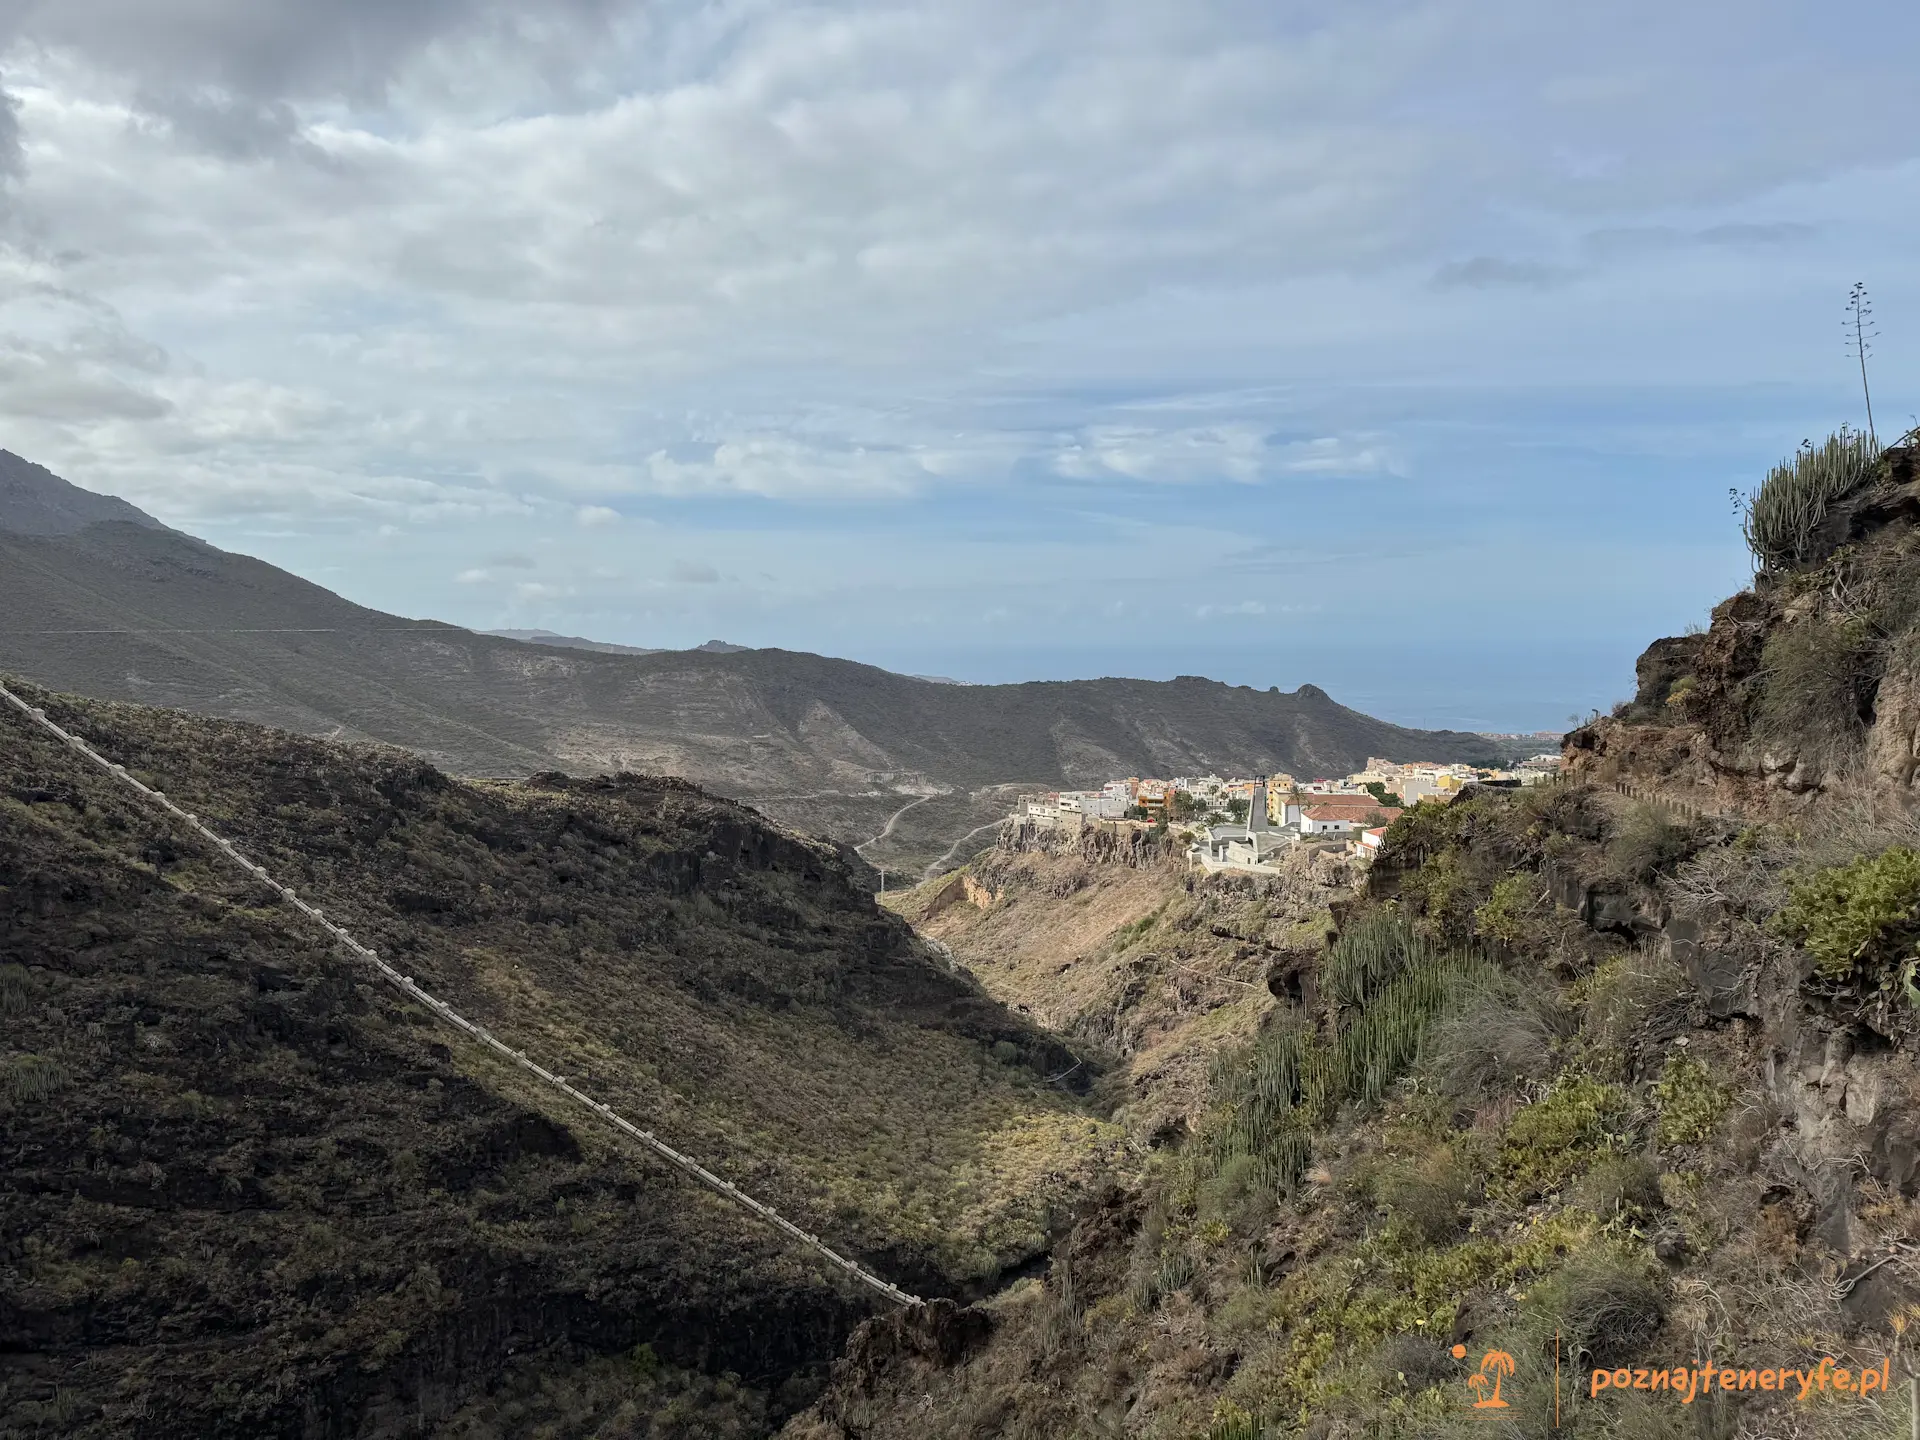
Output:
1847 281 1879 446
877 864 887 893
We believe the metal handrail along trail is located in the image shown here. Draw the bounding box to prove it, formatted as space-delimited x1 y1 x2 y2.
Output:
0 679 921 1309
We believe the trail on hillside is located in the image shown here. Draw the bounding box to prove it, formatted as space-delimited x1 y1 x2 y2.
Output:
923 819 1006 880
854 791 941 855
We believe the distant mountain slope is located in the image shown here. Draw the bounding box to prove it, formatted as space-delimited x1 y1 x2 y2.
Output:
481 628 664 655
0 449 174 536
0 455 1517 856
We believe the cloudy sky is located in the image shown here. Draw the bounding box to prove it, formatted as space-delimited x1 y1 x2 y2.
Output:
0 0 1915 729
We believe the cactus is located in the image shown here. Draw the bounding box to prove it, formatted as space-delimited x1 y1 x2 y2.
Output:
1743 428 1879 573
1335 953 1490 1106
1323 908 1436 1010
1206 941 1488 1192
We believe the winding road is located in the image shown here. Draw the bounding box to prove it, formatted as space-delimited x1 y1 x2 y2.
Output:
923 819 1006 881
854 792 941 856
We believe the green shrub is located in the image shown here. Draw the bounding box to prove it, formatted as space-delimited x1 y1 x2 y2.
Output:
1499 1074 1633 1199
1524 1244 1667 1369
1032 1257 1083 1359
1569 1155 1663 1222
2 1053 70 1107
1772 846 1920 982
1579 954 1693 1075
1206 1020 1320 1209
1606 804 1696 883
1861 544 1920 644
1379 799 1461 859
1377 1150 1472 1248
1206 1413 1273 1440
0 963 30 1018
1138 1248 1196 1309
1472 874 1537 945
1743 428 1879 573
1754 615 1876 758
1418 973 1563 1102
1651 1054 1730 1146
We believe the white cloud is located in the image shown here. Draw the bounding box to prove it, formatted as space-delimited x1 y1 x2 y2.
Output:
642 437 938 499
1196 600 1266 618
1273 436 1398 477
1052 426 1395 485
1055 425 1269 484
0 0 1909 678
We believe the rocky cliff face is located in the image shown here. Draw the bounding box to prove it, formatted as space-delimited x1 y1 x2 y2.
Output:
0 681 1112 1437
1570 442 1920 809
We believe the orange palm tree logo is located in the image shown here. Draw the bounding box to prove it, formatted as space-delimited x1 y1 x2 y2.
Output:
1467 1350 1515 1408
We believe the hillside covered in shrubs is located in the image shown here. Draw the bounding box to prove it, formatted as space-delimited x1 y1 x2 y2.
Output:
781 434 1920 1440
0 680 1119 1437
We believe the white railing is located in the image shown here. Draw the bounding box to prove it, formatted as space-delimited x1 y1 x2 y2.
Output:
0 678 920 1309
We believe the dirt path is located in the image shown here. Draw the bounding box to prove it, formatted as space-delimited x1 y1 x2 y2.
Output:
854 792 940 855
923 819 1006 881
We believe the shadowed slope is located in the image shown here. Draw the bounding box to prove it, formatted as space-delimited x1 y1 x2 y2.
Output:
0 681 1116 1436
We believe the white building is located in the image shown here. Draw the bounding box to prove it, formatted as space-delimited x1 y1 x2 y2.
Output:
1059 790 1127 819
1352 825 1390 860
1298 806 1364 837
1189 779 1301 872
1298 780 1368 796
1400 775 1440 804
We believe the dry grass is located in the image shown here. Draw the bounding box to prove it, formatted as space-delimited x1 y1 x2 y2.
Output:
1417 971 1566 1102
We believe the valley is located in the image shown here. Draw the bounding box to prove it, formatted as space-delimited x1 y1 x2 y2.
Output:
12 436 1920 1440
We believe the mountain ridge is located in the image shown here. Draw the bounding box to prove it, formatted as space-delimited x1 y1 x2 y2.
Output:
0 454 1527 867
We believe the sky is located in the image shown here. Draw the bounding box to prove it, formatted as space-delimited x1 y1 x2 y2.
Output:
0 2 1916 731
